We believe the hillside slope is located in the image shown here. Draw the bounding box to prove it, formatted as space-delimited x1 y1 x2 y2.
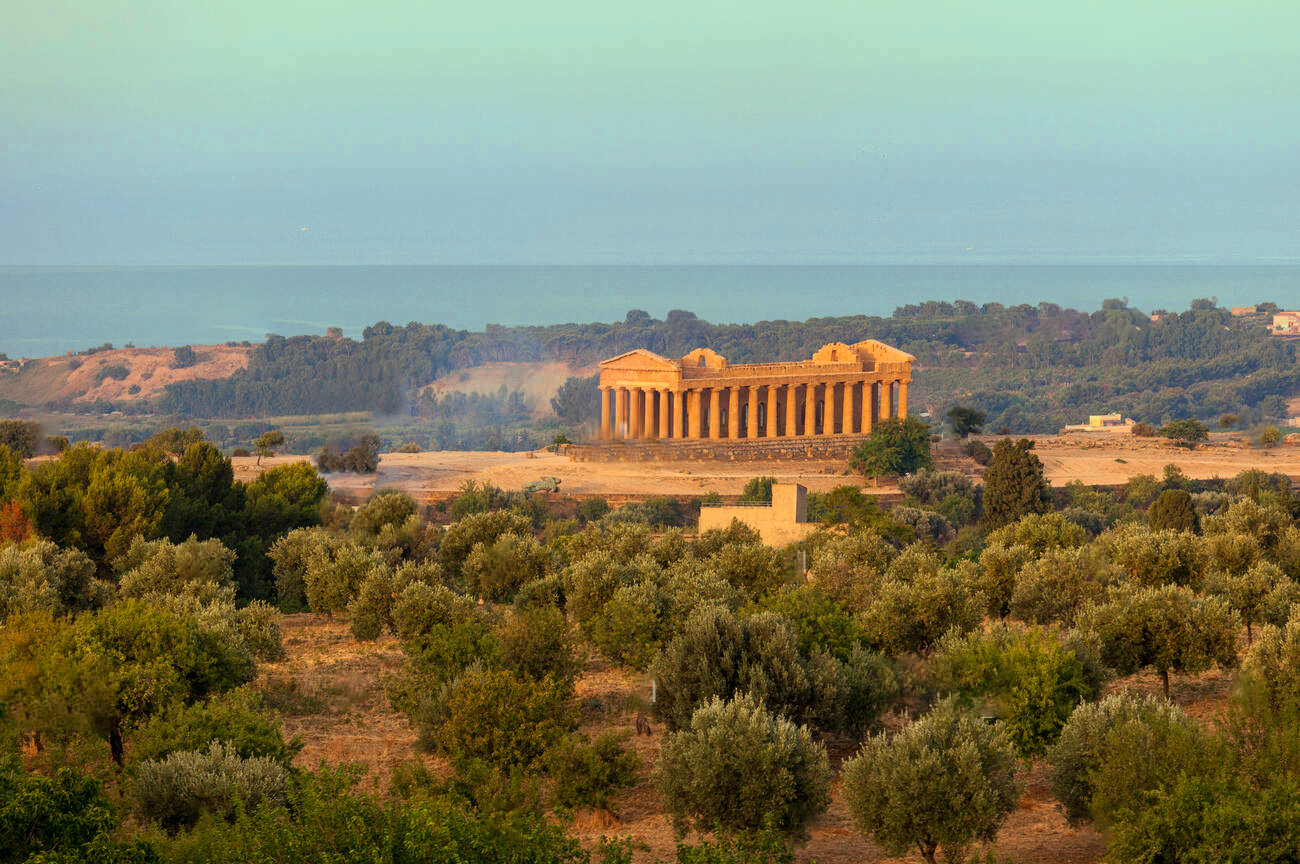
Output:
0 345 249 406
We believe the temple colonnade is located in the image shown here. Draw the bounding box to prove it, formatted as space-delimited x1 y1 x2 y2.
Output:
599 378 909 440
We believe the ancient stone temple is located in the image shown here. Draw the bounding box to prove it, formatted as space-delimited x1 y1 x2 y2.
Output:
596 340 914 441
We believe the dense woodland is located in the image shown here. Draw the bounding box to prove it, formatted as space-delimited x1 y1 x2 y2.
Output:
3 429 1300 862
152 299 1299 433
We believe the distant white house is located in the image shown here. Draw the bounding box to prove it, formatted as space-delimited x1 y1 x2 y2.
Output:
1272 312 1300 335
1062 413 1135 433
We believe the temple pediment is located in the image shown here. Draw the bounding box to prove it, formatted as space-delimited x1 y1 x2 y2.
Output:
598 349 680 371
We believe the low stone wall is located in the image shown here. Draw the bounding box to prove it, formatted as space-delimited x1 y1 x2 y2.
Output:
568 436 872 463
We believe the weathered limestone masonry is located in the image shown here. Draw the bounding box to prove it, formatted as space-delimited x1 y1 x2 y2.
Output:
568 436 872 463
595 340 915 444
698 482 817 546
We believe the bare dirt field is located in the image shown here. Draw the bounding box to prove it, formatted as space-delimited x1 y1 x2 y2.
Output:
265 613 1110 864
237 432 1300 501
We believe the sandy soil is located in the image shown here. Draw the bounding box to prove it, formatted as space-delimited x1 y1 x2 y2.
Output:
0 345 250 405
235 433 1300 501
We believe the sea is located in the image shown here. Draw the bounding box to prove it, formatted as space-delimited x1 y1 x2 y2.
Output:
1 265 1298 359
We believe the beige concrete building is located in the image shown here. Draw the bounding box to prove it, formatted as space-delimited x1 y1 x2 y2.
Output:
698 483 817 546
596 340 914 441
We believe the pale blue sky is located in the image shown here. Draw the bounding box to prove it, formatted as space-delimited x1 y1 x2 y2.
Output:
3 1 1298 263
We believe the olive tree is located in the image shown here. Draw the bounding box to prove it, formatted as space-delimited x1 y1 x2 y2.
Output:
654 692 830 841
1077 585 1239 698
1047 692 1199 826
842 698 1021 864
0 540 106 621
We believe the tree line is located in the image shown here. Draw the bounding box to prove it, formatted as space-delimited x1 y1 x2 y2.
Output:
146 299 1295 433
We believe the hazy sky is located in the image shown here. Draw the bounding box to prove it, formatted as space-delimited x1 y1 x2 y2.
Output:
3 1 1298 263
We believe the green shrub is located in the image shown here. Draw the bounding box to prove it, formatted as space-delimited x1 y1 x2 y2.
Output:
1105 775 1300 864
757 584 864 661
462 533 549 602
0 540 106 621
654 692 830 840
1009 545 1118 626
544 730 640 811
499 606 580 685
930 625 1105 757
116 535 238 605
419 664 574 770
857 565 984 656
303 540 390 615
350 568 400 640
651 606 805 732
155 767 588 864
130 686 296 766
1148 488 1199 532
1088 703 1216 832
586 580 665 670
987 511 1087 554
133 741 288 831
350 490 418 537
439 510 534 581
0 761 155 863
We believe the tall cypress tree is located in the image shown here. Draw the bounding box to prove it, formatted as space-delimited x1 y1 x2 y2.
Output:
981 438 1052 531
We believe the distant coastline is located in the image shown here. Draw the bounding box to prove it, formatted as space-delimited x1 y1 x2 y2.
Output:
2 264 1298 358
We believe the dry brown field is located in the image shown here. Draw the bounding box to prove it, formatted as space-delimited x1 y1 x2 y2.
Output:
261 614 1240 864
237 432 1300 501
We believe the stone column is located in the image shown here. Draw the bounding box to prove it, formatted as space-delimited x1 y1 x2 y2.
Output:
688 389 703 439
784 384 797 437
613 387 625 439
600 387 611 439
898 380 909 417
861 381 874 435
629 389 642 438
728 387 740 439
643 388 656 439
766 385 778 438
709 388 722 439
841 381 854 434
881 381 893 421
804 382 818 437
675 390 687 439
659 389 671 439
